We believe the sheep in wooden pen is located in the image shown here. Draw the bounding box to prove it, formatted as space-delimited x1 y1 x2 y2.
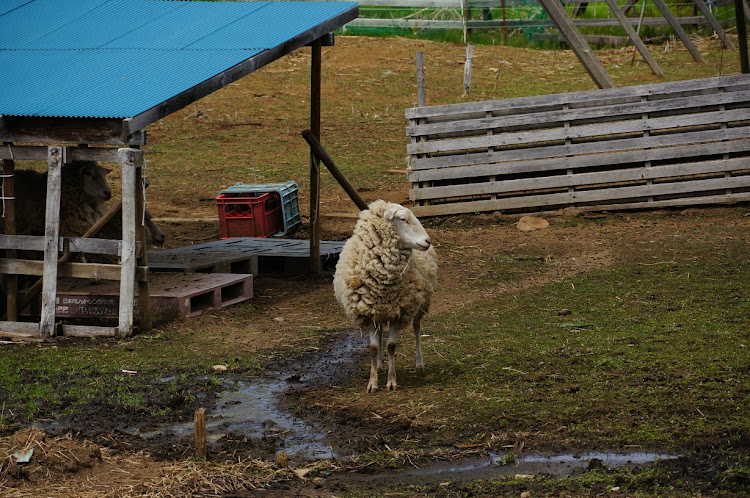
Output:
333 200 438 392
1 160 164 248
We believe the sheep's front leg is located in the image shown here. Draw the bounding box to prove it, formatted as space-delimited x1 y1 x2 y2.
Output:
386 322 401 391
413 311 425 373
367 325 380 393
377 326 385 372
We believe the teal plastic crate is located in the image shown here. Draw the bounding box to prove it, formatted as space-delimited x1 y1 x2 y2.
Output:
218 181 301 236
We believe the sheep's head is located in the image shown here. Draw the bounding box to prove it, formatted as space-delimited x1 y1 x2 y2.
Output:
78 161 112 201
384 204 431 251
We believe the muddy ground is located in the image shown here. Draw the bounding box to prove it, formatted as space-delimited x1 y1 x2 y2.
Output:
2 34 749 496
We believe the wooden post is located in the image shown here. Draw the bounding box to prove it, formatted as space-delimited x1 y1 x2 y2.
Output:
302 130 368 211
2 152 18 322
416 52 426 107
693 0 736 49
309 38 322 274
652 0 705 64
736 0 749 72
603 0 665 77
538 0 616 89
194 408 207 460
463 43 474 97
117 148 138 337
40 147 62 336
133 152 152 332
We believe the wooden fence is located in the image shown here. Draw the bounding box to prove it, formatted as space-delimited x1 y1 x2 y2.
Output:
406 74 750 216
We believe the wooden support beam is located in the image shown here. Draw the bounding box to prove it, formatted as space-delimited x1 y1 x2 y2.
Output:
0 258 148 281
736 0 750 72
416 52 426 107
2 153 18 322
40 147 62 336
309 38 322 274
652 0 706 63
603 0 665 77
117 148 140 337
538 0 616 89
134 152 152 332
693 0 736 49
302 130 368 211
0 144 121 163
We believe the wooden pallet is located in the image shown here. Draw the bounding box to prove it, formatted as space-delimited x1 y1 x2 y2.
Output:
406 74 750 217
22 273 253 323
148 238 344 276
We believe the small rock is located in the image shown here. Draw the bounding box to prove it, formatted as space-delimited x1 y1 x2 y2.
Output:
515 474 535 480
520 491 532 498
610 486 621 493
212 365 228 372
517 216 549 232
276 450 288 469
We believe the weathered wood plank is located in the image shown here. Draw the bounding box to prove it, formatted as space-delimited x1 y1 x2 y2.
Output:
0 235 138 257
405 74 750 120
40 147 62 337
117 148 139 337
411 157 750 201
409 139 750 182
406 90 750 137
0 116 146 146
413 192 750 217
412 176 750 216
410 127 750 171
0 321 43 337
61 325 118 337
0 259 148 281
0 145 121 163
408 108 750 155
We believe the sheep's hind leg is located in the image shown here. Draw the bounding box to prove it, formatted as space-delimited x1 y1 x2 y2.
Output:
367 324 380 393
413 311 425 373
386 322 402 391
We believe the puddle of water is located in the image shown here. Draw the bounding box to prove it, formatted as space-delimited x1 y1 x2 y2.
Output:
376 451 679 484
130 333 365 460
361 452 677 484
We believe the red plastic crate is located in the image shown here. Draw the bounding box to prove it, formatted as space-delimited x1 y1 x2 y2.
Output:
217 191 283 238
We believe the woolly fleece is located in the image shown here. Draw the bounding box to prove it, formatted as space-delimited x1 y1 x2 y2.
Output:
333 200 437 330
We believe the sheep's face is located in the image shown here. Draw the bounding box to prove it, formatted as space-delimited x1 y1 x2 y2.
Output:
384 205 432 251
80 163 112 201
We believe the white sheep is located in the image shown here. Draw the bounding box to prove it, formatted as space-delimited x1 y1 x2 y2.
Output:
333 200 438 392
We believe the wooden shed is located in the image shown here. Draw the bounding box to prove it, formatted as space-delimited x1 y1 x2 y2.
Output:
0 0 358 339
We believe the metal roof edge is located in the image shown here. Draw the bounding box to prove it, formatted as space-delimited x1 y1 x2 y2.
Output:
123 3 359 136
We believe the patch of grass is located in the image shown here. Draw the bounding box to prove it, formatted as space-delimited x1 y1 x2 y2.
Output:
310 214 749 495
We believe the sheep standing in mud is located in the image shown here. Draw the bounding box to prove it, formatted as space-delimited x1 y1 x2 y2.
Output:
333 200 438 392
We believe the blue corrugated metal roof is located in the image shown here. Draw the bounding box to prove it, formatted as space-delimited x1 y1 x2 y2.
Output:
0 0 358 119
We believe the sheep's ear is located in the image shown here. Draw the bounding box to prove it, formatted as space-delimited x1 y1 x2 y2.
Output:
384 207 398 222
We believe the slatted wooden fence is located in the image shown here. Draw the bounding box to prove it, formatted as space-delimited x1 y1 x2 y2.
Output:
405 74 750 216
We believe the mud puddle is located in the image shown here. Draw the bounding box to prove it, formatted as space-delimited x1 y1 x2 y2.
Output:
132 331 365 460
358 451 678 485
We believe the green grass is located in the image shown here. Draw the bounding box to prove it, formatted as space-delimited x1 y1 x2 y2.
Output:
395 231 749 452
